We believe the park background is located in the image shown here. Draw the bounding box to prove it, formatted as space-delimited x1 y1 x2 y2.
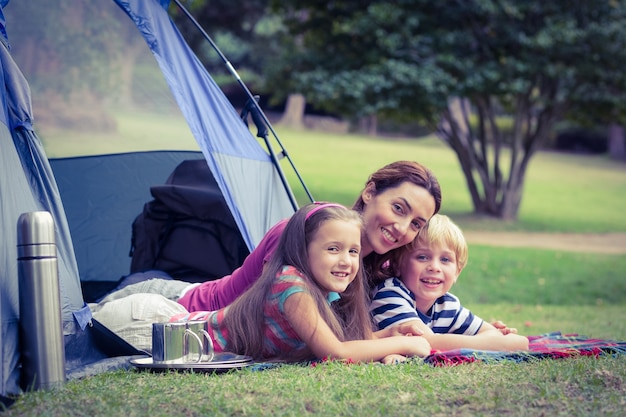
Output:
3 1 626 416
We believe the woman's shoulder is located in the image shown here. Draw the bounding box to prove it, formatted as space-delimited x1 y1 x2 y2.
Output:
374 276 405 291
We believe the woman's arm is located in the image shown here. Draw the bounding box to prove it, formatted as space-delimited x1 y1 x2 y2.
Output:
178 220 288 311
285 293 431 361
403 319 529 352
374 322 424 338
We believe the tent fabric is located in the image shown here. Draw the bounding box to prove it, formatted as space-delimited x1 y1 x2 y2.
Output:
0 31 86 397
1 26 144 400
0 0 299 398
49 151 206 290
114 0 295 248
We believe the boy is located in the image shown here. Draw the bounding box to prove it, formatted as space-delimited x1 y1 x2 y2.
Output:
370 214 529 352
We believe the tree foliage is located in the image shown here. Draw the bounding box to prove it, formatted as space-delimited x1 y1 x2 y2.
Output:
4 0 142 132
270 0 626 219
7 1 125 99
169 0 284 97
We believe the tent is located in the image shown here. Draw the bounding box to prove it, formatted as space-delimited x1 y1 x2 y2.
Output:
0 0 299 400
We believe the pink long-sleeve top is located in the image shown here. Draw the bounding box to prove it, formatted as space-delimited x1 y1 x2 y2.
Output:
177 219 288 312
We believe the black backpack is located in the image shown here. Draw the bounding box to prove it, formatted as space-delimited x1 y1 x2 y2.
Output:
129 159 249 283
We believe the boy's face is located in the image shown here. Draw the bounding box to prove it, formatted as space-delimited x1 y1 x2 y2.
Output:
398 242 460 314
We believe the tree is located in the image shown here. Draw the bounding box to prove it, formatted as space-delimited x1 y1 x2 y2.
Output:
169 0 282 99
279 93 306 128
270 0 626 219
6 0 145 131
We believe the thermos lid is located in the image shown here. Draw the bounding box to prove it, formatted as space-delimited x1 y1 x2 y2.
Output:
17 211 57 258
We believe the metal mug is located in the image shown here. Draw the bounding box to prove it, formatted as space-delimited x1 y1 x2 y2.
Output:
152 322 203 364
186 320 215 362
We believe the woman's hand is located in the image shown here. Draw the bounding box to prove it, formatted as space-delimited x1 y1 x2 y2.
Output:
395 322 425 336
375 322 425 338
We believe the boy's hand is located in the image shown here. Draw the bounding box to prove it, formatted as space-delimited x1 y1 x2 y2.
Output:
491 320 518 335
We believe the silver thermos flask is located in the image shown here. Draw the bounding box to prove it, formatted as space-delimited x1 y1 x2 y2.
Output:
17 211 66 391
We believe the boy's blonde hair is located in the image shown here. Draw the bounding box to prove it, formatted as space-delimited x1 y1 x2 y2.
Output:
412 214 468 271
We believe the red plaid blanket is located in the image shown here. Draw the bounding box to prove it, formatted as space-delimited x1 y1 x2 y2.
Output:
424 332 626 366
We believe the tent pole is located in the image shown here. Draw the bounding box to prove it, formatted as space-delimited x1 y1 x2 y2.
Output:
171 0 314 208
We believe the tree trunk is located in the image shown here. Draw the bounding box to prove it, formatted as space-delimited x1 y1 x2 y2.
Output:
355 114 378 135
438 95 550 221
366 114 378 136
278 93 306 129
608 123 626 160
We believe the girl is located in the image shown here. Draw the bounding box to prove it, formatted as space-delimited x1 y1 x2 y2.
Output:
173 203 432 362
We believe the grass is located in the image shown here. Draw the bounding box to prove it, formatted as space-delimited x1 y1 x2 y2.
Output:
271 126 626 233
7 109 624 416
458 246 626 306
4 357 625 416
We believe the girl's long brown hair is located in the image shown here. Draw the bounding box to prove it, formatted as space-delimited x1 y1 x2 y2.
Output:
222 203 373 361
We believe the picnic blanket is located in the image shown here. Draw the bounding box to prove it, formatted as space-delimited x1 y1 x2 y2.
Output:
424 331 626 366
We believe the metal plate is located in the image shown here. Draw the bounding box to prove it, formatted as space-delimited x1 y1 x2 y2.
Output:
130 352 253 372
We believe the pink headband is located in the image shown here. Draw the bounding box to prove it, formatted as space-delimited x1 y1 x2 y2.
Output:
305 202 345 220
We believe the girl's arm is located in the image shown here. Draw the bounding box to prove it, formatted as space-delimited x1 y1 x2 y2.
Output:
403 319 529 352
285 292 431 362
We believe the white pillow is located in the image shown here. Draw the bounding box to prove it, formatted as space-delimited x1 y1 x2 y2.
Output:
91 293 189 352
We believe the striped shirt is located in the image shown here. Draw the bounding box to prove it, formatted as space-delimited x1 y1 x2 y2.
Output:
370 277 483 335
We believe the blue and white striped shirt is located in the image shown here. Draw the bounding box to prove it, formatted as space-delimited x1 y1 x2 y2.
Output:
370 277 483 335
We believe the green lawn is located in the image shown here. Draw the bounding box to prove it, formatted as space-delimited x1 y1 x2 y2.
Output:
271 126 626 233
42 110 626 233
10 109 623 417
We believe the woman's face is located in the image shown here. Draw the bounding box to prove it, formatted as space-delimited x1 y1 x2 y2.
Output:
359 181 436 256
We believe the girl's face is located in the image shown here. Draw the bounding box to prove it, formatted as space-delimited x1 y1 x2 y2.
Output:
307 219 361 295
399 242 459 314
359 182 436 256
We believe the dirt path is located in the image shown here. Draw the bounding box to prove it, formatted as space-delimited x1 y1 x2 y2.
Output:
463 232 626 254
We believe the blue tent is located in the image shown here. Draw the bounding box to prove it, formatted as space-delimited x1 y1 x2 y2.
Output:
0 0 298 399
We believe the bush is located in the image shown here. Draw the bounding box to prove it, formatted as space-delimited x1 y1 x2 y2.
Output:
553 128 608 154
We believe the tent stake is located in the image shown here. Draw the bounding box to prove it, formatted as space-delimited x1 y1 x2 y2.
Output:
171 0 314 207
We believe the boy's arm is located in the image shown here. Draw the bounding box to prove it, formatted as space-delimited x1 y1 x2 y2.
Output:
370 281 527 351
403 318 529 352
489 320 518 335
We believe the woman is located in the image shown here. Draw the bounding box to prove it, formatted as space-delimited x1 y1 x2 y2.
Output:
176 160 441 312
